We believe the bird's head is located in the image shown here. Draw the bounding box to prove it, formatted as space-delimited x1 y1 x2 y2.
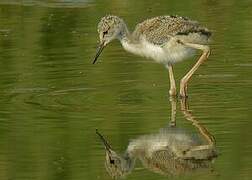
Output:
96 129 133 179
93 15 126 64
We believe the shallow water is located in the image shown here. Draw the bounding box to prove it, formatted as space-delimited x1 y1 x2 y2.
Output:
0 0 252 180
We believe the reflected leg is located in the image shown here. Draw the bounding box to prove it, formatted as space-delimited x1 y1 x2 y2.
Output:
180 98 216 157
180 98 216 145
169 97 177 127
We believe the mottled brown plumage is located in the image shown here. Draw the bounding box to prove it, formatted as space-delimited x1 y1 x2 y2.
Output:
132 15 211 45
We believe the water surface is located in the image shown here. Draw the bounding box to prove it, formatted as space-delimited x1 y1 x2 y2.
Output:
0 0 252 180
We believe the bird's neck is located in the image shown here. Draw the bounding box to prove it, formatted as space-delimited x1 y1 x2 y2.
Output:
118 24 131 42
122 151 136 172
118 23 143 56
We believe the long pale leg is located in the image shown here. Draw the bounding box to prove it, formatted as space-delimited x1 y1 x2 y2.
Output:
179 43 210 97
166 64 176 96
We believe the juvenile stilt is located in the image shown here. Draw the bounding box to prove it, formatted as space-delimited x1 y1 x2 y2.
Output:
93 15 212 97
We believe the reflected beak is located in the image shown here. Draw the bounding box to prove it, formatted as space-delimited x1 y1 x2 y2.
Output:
93 42 105 64
96 129 112 153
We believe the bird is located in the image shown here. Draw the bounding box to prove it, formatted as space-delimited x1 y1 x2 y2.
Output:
96 99 217 179
96 127 217 178
92 15 211 97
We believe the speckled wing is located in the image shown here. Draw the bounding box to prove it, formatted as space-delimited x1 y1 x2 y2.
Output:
142 149 210 175
142 149 190 175
132 15 211 45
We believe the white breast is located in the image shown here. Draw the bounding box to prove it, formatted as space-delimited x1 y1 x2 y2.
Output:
126 132 195 158
121 38 195 64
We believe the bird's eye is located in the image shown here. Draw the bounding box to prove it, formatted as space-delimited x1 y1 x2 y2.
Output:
110 159 115 164
103 30 108 37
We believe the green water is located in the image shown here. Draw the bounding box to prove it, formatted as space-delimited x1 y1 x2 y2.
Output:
0 0 252 180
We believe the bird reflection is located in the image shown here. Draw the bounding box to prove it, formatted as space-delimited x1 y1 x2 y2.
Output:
96 98 218 179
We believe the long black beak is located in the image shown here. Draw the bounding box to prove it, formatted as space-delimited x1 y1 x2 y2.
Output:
96 129 112 153
93 42 105 64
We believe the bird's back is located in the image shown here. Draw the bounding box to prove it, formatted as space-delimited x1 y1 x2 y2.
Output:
139 149 213 176
128 128 217 176
132 15 211 45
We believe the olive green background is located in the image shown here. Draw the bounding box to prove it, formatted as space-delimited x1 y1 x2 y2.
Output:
0 0 251 180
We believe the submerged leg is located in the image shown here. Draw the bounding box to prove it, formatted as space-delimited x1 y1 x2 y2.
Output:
166 64 177 96
179 43 210 97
